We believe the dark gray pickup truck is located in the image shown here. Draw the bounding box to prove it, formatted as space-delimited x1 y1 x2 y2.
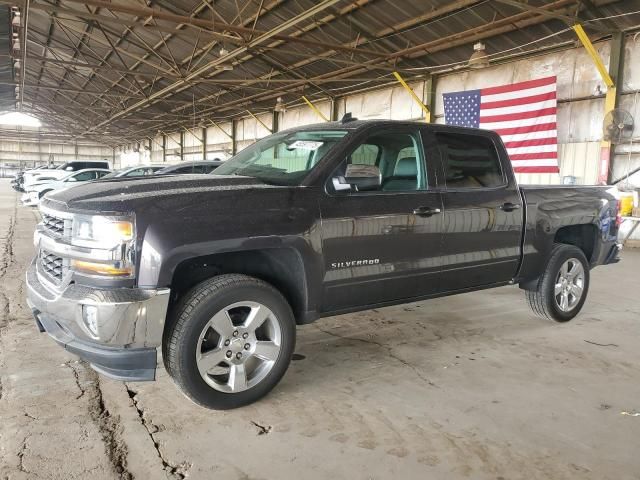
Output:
27 119 621 409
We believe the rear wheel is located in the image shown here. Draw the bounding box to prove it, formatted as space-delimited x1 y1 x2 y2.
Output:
164 274 296 409
526 244 590 322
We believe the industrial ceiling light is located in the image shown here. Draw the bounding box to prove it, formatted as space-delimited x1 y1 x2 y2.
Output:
218 46 233 71
274 97 286 112
0 111 41 127
468 42 489 69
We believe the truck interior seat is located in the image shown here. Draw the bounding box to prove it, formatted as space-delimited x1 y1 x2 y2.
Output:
382 157 418 191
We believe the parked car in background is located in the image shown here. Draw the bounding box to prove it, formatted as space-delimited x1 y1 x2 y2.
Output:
101 165 165 179
27 119 621 409
23 160 110 190
22 168 111 206
155 160 222 175
11 166 51 192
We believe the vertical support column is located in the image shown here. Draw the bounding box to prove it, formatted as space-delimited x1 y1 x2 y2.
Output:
424 75 437 123
179 130 184 161
231 119 237 155
330 97 340 121
272 110 279 134
162 134 166 163
573 24 618 185
603 31 625 184
202 126 207 160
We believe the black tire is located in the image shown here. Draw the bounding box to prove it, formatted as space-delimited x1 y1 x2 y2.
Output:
525 243 590 322
164 274 296 409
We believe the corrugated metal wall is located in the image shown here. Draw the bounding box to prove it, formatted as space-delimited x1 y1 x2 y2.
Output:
0 137 113 174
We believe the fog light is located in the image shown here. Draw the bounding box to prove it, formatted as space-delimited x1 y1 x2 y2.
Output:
82 305 99 337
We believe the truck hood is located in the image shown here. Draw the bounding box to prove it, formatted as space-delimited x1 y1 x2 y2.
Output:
43 174 280 213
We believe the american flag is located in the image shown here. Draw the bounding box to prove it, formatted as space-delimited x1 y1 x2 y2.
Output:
443 76 559 174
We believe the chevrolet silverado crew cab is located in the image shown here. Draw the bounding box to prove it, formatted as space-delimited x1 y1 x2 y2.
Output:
27 119 621 409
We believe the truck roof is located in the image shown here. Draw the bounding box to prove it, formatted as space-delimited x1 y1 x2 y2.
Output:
287 118 497 136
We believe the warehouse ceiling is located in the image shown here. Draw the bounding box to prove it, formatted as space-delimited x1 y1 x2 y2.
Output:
3 0 640 146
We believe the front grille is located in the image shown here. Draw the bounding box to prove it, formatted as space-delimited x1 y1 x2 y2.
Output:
42 213 69 237
40 250 68 283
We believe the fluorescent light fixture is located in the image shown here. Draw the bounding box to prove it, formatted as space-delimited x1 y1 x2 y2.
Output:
0 111 41 127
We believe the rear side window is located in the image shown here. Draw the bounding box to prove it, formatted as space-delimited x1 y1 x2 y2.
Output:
86 162 108 169
436 133 504 189
71 171 96 181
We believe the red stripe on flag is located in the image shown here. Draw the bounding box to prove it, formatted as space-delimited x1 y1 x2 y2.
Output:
493 123 557 136
504 137 557 148
513 166 560 174
480 107 556 123
509 152 558 160
481 76 556 96
480 91 556 109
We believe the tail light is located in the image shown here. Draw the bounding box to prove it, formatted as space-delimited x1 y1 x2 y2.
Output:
615 200 622 228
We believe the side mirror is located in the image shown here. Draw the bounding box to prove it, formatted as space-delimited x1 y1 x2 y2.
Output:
332 164 381 192
65 166 74 171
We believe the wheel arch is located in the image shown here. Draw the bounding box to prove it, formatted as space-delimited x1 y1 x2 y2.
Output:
553 224 598 262
167 247 311 325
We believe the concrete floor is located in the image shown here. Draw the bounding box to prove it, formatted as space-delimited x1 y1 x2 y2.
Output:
1 178 639 480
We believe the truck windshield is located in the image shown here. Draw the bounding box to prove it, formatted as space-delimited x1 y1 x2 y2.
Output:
213 129 348 185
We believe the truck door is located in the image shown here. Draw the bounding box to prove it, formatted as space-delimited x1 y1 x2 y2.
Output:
433 130 523 291
319 126 443 312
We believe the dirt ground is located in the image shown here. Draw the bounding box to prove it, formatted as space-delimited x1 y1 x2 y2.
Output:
1 178 639 480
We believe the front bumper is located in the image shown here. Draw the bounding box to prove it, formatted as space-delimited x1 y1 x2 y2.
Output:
26 260 170 381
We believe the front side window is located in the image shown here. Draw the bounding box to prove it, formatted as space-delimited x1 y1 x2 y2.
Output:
334 131 426 193
214 129 349 186
436 133 504 189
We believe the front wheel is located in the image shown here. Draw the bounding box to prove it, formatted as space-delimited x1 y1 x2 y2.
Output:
525 244 590 322
164 274 296 409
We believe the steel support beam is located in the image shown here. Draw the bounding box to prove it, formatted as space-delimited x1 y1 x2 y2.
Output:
392 71 430 121
301 95 329 122
59 0 387 59
76 0 343 138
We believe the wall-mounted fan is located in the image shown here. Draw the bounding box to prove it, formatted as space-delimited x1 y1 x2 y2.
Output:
603 108 634 143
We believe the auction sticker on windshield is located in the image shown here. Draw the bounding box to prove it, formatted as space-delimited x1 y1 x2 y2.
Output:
288 140 324 150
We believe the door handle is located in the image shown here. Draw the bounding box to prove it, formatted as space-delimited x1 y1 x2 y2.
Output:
499 202 521 212
413 206 441 217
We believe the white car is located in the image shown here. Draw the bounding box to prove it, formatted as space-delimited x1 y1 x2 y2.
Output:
22 168 111 206
22 160 110 189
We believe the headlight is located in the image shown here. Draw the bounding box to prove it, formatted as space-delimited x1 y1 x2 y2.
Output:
70 214 135 277
72 215 134 248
